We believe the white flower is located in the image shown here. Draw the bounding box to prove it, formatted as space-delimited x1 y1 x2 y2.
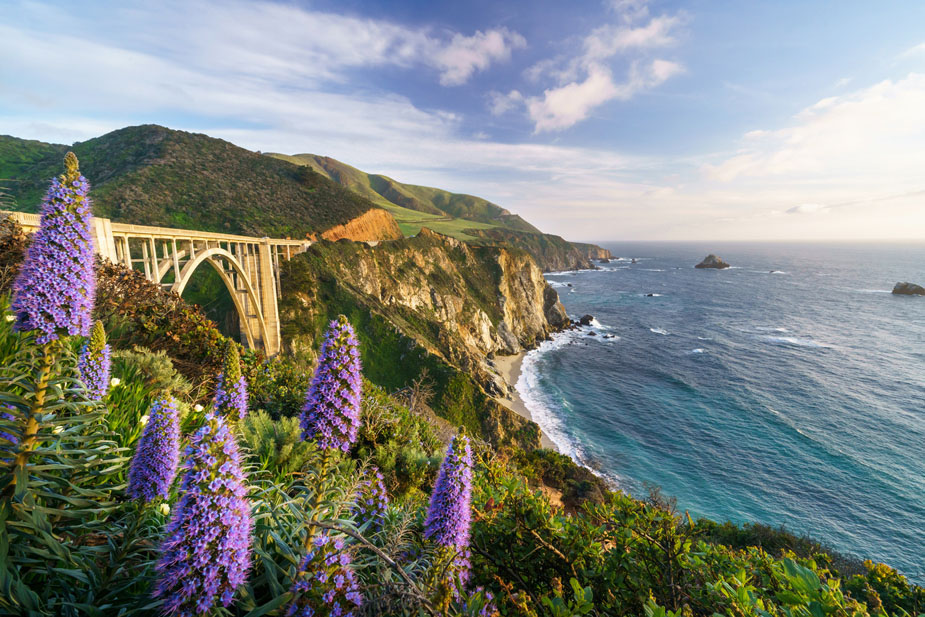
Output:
4 315 14 322
159 503 170 516
193 404 204 412
52 425 64 434
139 415 149 426
110 377 121 387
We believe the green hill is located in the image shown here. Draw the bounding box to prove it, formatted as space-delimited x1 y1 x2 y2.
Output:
270 153 541 238
0 125 386 238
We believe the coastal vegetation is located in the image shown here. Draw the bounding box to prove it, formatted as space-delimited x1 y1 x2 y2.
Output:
1 153 922 617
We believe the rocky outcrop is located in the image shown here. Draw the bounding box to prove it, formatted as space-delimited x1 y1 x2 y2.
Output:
279 228 561 449
892 282 925 296
317 208 403 243
695 254 731 269
571 242 613 261
465 228 609 272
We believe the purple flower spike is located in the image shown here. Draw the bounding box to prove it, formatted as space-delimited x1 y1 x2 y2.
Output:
155 412 252 615
352 466 389 532
77 321 111 400
127 397 180 502
300 316 362 452
214 340 248 420
425 434 473 587
285 533 362 617
11 152 95 343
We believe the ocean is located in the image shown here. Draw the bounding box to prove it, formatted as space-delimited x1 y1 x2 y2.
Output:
517 242 925 582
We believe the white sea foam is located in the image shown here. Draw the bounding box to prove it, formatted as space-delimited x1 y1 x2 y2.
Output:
761 335 831 348
516 332 617 484
516 333 587 460
689 348 705 354
854 289 891 294
641 268 666 272
755 326 789 333
649 327 669 335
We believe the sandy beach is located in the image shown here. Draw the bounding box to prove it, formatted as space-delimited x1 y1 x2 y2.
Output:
493 352 556 450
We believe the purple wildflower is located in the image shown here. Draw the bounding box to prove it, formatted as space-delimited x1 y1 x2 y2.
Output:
77 321 111 400
127 397 180 502
300 316 362 452
11 152 95 343
155 412 252 615
285 533 362 617
351 466 389 532
424 434 473 588
214 340 248 420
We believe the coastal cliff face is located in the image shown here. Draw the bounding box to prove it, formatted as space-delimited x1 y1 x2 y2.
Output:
316 208 403 242
279 228 567 448
571 241 613 261
467 228 611 272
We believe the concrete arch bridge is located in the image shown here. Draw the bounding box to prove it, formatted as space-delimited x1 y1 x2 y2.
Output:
4 211 310 356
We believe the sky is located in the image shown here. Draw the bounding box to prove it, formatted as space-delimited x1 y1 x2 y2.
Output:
2 0 924 242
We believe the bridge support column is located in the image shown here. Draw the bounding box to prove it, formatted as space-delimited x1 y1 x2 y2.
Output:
254 239 282 357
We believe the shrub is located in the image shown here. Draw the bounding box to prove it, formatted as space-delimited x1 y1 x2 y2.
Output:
241 410 319 481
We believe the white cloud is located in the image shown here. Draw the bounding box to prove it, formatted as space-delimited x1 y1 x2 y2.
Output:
704 73 925 183
899 42 925 58
787 203 828 214
527 60 682 132
488 90 524 116
1 0 523 91
435 29 526 86
517 6 684 132
607 0 651 24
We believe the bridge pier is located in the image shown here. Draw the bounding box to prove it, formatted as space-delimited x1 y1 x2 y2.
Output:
2 210 308 357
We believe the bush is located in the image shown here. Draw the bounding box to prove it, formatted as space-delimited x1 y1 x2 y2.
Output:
240 410 318 481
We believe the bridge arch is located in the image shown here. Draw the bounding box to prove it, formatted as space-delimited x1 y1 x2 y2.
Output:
170 247 270 351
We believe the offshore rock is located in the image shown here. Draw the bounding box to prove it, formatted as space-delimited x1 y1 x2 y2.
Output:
892 282 925 296
695 254 731 269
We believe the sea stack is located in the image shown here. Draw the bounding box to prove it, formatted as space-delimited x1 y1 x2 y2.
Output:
892 282 925 296
695 254 731 269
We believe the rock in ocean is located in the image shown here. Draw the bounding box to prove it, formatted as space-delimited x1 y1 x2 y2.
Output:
892 282 925 296
695 254 731 269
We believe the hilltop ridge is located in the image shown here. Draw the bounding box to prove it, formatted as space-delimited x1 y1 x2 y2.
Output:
0 125 401 241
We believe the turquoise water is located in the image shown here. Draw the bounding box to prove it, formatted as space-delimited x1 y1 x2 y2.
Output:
518 242 925 581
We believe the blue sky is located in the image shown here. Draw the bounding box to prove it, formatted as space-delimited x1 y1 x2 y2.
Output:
2 0 924 241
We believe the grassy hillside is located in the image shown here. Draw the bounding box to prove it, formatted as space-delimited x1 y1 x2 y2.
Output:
0 125 389 238
271 153 540 238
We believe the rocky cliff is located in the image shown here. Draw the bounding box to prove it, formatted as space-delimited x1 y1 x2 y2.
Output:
571 241 613 262
467 228 611 272
279 228 568 448
316 208 403 242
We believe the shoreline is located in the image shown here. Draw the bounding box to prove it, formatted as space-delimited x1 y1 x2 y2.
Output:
493 352 557 450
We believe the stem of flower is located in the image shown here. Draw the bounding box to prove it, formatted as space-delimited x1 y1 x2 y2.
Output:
11 340 57 489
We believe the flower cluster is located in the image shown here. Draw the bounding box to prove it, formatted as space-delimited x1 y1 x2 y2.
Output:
285 533 362 617
424 434 473 590
155 412 252 615
214 341 248 421
77 321 111 400
352 466 389 532
127 397 180 502
301 316 362 452
11 152 95 343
